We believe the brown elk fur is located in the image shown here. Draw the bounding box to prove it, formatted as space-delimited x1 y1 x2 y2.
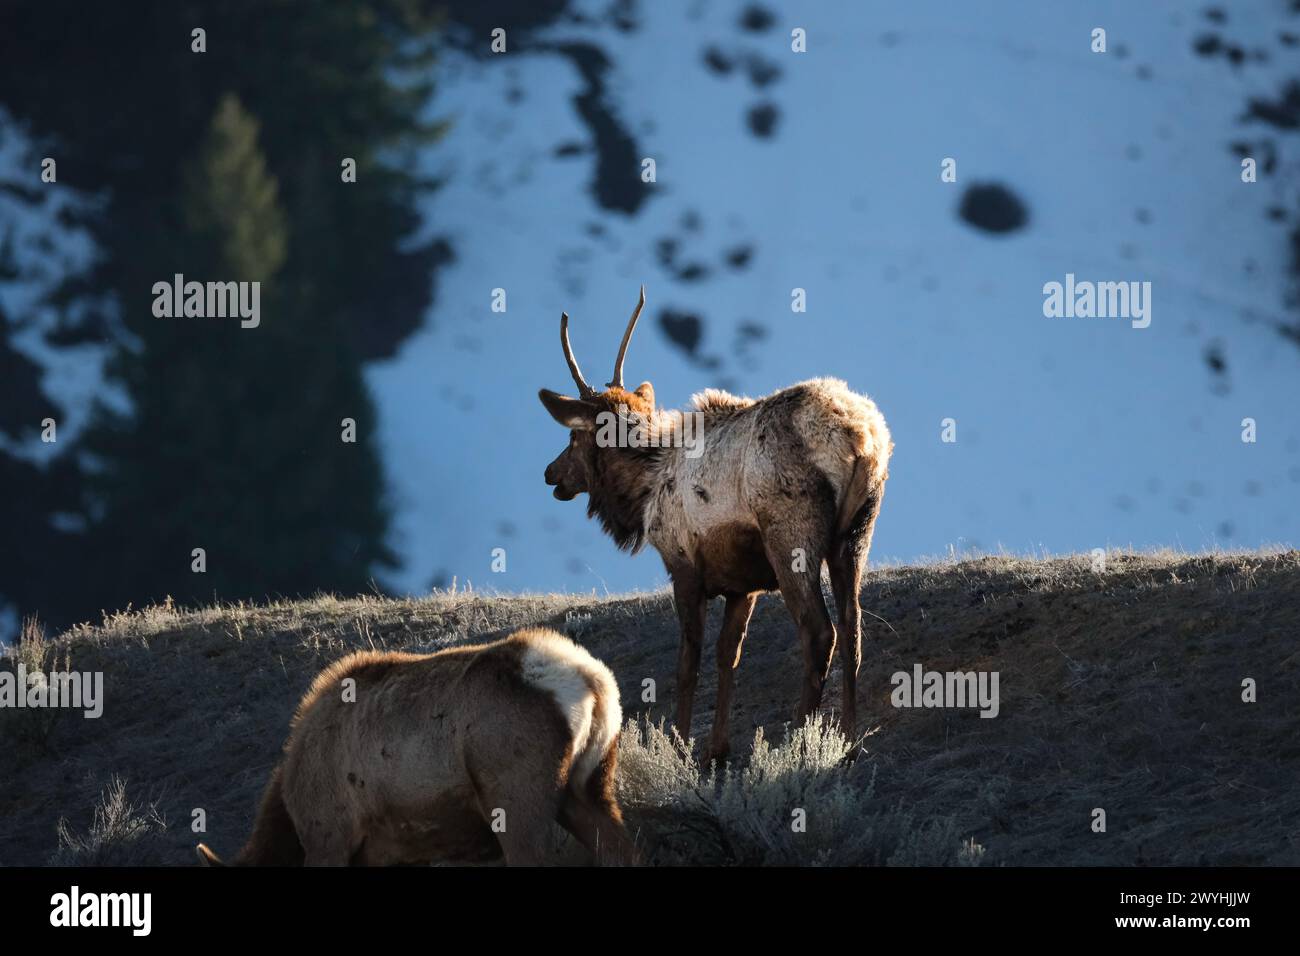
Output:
195 628 636 867
540 293 892 761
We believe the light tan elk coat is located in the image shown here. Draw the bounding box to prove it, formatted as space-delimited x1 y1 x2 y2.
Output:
196 627 635 866
540 288 892 761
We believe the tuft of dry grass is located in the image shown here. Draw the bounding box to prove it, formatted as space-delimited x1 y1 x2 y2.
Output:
48 777 169 867
0 616 71 757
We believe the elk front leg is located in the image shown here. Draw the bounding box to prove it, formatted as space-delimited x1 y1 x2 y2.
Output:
671 575 706 741
706 591 758 764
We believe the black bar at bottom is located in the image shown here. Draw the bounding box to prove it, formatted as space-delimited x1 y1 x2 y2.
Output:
0 866 1281 941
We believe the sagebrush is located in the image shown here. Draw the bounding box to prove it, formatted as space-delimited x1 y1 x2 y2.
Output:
617 715 984 866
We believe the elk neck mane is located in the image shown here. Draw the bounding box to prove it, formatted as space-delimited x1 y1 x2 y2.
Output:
586 389 757 553
586 423 664 553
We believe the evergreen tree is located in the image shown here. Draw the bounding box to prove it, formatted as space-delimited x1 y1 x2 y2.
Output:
0 3 444 627
83 95 395 610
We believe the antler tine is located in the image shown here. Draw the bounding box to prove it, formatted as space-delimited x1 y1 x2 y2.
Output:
560 311 597 398
608 284 646 389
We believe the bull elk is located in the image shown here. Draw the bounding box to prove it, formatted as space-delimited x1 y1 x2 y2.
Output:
539 287 892 762
196 627 636 866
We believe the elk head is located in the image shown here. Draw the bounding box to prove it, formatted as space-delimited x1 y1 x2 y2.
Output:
539 286 655 502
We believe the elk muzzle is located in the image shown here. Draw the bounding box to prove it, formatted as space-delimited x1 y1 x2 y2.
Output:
544 459 577 500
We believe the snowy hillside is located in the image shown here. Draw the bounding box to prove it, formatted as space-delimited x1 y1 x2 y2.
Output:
368 0 1300 597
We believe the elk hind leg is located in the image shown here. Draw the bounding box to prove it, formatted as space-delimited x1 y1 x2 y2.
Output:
469 730 569 865
827 545 864 742
765 536 836 723
559 748 637 866
829 488 883 743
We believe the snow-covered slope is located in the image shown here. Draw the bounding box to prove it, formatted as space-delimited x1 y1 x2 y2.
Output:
368 0 1300 597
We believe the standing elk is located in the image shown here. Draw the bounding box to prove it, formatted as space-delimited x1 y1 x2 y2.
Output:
196 627 636 866
539 287 892 761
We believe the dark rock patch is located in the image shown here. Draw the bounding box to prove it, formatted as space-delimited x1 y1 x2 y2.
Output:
1244 81 1300 130
957 182 1029 235
703 45 735 75
1194 34 1222 57
553 42 652 215
658 309 704 357
677 262 710 282
655 237 680 268
739 5 775 32
1204 341 1227 376
745 55 782 88
607 0 637 33
725 245 754 269
746 102 780 139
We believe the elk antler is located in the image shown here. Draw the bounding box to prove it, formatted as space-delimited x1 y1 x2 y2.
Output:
560 311 597 398
608 285 646 390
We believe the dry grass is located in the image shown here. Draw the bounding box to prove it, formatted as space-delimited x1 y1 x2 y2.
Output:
0 616 71 757
48 777 169 867
2 548 1297 866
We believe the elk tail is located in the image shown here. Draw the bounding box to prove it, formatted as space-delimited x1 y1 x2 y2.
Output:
836 455 878 540
516 628 637 864
516 629 622 793
570 660 622 802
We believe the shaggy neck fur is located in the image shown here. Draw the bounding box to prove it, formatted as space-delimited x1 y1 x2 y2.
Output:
589 441 663 552
586 394 754 552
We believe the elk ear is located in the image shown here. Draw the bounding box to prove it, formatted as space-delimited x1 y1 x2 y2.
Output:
539 389 599 430
633 382 654 405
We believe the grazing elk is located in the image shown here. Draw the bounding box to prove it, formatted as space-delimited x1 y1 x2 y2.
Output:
539 287 892 761
196 627 636 866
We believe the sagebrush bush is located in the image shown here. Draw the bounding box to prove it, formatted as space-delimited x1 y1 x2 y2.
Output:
49 777 171 866
614 717 701 808
617 715 984 866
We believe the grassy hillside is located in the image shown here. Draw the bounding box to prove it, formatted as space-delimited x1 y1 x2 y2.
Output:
3 550 1298 866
